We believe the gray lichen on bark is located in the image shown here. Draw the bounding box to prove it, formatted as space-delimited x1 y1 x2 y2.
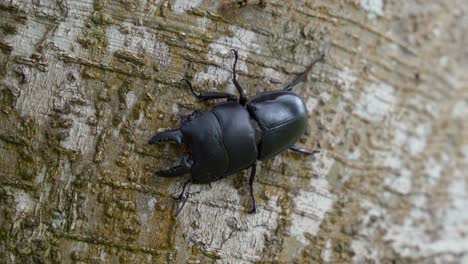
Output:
1 0 467 263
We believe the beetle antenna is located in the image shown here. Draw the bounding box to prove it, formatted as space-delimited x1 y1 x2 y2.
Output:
282 53 325 91
181 79 200 98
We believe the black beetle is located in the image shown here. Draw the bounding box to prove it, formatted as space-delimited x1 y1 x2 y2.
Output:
149 50 324 213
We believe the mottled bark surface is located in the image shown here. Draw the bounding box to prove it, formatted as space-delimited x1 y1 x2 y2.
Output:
0 0 467 263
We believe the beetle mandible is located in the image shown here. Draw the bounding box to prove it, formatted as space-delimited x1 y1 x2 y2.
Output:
149 50 324 214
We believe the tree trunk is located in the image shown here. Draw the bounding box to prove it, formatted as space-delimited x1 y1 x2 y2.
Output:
1 0 467 263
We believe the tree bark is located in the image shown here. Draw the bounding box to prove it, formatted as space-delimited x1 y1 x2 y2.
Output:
1 0 467 263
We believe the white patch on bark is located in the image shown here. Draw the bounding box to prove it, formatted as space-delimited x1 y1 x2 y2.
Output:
355 83 395 122
54 70 97 154
113 91 138 137
125 91 138 109
172 103 180 114
59 159 75 189
290 154 336 245
351 201 385 263
59 104 96 153
35 165 47 185
176 179 280 262
14 190 35 216
173 0 203 13
337 68 357 99
106 23 172 66
262 67 287 86
51 0 94 54
424 158 443 187
353 86 468 261
3 17 49 57
384 177 468 257
310 152 336 176
306 97 318 112
391 122 431 156
321 239 334 262
360 0 384 18
137 193 157 232
408 123 430 155
384 169 412 195
51 211 66 229
353 172 468 261
11 60 95 161
452 100 468 118
291 191 334 244
193 26 257 94
319 91 332 102
463 145 468 162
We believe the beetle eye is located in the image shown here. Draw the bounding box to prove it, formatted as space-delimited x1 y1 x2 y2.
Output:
185 111 199 121
182 144 191 155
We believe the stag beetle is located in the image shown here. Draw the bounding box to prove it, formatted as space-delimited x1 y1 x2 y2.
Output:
149 50 324 214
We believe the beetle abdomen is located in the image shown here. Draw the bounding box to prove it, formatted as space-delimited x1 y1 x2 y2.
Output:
247 91 308 160
180 103 257 183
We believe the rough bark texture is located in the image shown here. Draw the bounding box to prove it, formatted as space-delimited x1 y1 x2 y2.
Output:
0 0 467 263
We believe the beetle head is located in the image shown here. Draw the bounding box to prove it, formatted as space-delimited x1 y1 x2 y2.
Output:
148 129 193 177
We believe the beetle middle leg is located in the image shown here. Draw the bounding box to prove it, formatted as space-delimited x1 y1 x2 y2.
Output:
231 49 248 106
248 162 257 214
182 79 237 102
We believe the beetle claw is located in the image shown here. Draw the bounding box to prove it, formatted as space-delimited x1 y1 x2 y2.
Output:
148 129 183 145
156 165 189 177
248 207 256 214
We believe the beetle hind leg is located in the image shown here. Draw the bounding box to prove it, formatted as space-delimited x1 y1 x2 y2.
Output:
148 129 183 145
156 157 193 177
289 143 320 155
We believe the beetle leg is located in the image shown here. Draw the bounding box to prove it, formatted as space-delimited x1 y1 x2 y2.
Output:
175 178 192 201
156 157 192 177
282 53 325 91
196 92 237 102
148 129 183 145
182 79 237 102
248 162 257 214
231 49 247 105
289 143 320 155
175 178 192 216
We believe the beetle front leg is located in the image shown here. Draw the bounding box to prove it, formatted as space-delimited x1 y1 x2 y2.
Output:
182 79 237 102
248 162 257 214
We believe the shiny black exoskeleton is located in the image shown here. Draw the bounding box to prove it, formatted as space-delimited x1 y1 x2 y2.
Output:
149 50 324 213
